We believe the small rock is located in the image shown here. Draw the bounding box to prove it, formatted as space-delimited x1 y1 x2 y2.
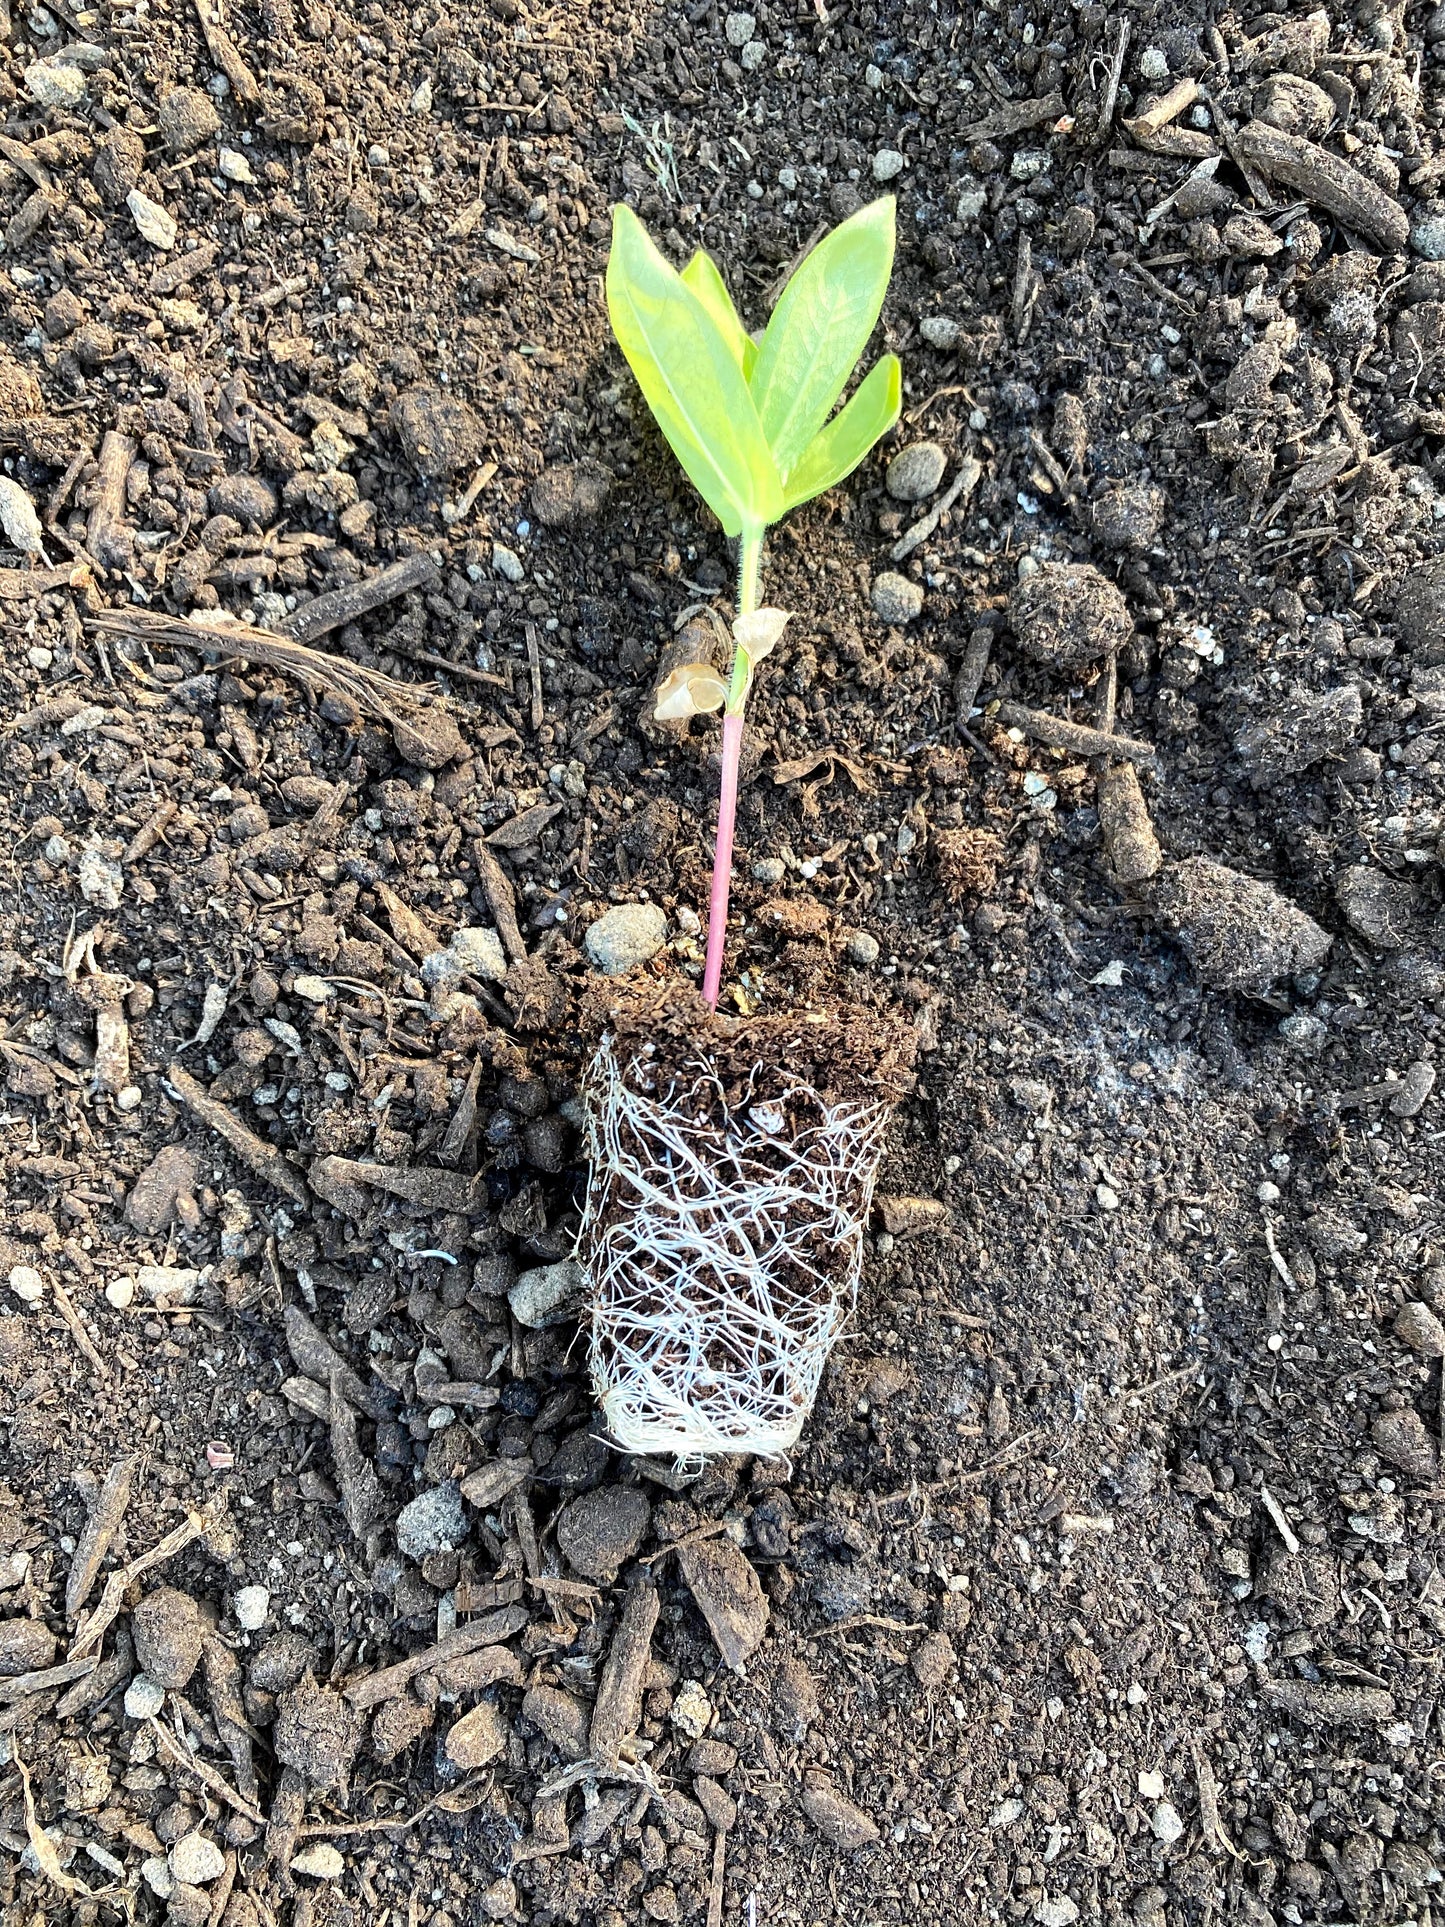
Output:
290 1843 345 1880
8 1265 44 1305
125 1674 167 1718
1390 1060 1436 1118
274 1677 362 1789
845 929 880 966
395 1480 467 1561
677 1535 768 1673
752 857 786 885
132 1587 205 1690
78 846 124 910
127 187 178 251
724 10 756 46
885 441 947 502
1395 1299 1445 1358
1411 213 1445 261
1010 563 1133 671
232 1586 270 1632
919 315 961 349
911 1630 955 1689
218 147 255 183
872 148 905 182
0 478 44 557
169 1835 225 1885
1089 480 1165 551
481 1877 520 1921
509 1259 588 1329
1150 1801 1185 1846
584 902 667 975
1278 1011 1327 1057
871 571 925 624
391 385 487 479
158 86 221 155
0 1617 56 1675
1336 865 1413 949
447 926 508 982
143 1858 174 1901
25 58 87 110
556 1485 651 1579
492 542 525 583
209 473 277 528
1139 45 1170 79
445 1698 508 1769
1370 1409 1438 1480
1035 1902 1080 1927
800 1771 880 1847
671 1679 712 1739
1146 857 1332 992
532 462 612 529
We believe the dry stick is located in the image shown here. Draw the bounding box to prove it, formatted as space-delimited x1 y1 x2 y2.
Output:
190 0 260 104
1259 1482 1302 1555
70 1505 214 1660
123 800 177 866
0 1655 99 1705
280 550 440 646
471 838 527 964
66 1453 136 1617
166 1061 310 1204
995 699 1156 765
0 561 91 600
149 1714 266 1826
342 1605 530 1710
1122 76 1199 140
524 620 545 730
1236 119 1408 252
891 455 981 562
952 624 994 724
86 430 134 572
706 1830 727 1927
48 1277 107 1377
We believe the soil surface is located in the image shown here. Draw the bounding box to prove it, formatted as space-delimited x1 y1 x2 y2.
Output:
2 0 1445 1922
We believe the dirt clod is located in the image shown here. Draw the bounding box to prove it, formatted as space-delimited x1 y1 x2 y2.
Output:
1009 563 1133 672
132 1586 205 1690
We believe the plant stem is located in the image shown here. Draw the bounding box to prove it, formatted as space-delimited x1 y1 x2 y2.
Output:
701 525 763 1009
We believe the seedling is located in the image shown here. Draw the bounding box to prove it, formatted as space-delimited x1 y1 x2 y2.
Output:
606 198 900 1005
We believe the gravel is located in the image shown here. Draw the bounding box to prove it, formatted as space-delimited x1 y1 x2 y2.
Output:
885 441 947 501
845 929 881 966
395 1479 467 1560
584 902 667 974
168 1835 226 1885
870 572 925 624
124 1675 167 1718
232 1585 270 1632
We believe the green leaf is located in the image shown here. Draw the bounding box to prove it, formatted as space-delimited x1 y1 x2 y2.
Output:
680 249 757 379
779 354 901 511
749 197 896 482
606 205 780 537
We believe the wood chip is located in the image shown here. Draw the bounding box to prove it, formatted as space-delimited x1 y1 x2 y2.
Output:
1236 120 1409 253
589 1580 659 1763
66 1453 135 1617
343 1606 529 1709
166 1061 309 1204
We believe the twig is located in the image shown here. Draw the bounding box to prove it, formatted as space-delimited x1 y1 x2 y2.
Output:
165 1061 310 1203
149 1714 265 1826
0 1655 99 1705
891 456 981 562
952 624 994 723
47 1277 108 1378
66 1453 136 1616
815 1613 926 1638
1190 1738 1241 1858
525 621 544 730
190 0 260 105
296 1775 491 1837
706 1828 727 1927
281 551 440 646
70 1505 215 1660
342 1605 529 1710
86 430 134 572
1259 1482 1302 1555
995 700 1156 765
1262 1218 1297 1293
471 838 527 965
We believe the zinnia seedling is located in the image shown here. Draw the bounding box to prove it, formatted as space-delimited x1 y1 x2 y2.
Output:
606 198 900 1004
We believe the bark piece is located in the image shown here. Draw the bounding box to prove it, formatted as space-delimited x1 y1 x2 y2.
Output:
589 1580 659 1763
1262 1679 1394 1726
166 1062 308 1204
1236 121 1408 253
342 1605 529 1710
676 1537 768 1674
1098 761 1163 883
283 1304 389 1420
86 429 135 571
329 1372 384 1537
66 1453 135 1617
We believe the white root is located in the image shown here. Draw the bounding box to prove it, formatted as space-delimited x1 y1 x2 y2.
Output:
579 1034 894 1461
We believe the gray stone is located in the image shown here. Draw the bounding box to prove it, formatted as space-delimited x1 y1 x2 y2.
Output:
584 902 667 975
846 930 880 966
25 59 87 110
124 1674 166 1718
1411 213 1445 261
395 1480 467 1561
885 441 947 502
168 1835 225 1885
919 315 961 349
232 1586 269 1632
724 10 756 46
870 571 925 624
491 542 525 582
872 148 906 182
509 1259 588 1329
448 926 508 981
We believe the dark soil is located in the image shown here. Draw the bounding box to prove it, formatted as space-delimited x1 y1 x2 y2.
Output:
2 0 1445 1923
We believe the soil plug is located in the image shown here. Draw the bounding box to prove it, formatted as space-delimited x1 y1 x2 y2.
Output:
590 203 913 1457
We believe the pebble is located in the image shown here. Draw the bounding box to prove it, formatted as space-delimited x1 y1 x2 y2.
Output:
233 1585 270 1632
132 1587 205 1690
845 930 881 966
1390 1060 1436 1118
1150 1801 1185 1845
169 1835 225 1885
445 1699 508 1769
8 1265 44 1304
751 857 786 885
556 1485 652 1579
142 1857 174 1901
872 148 905 182
446 926 508 982
1278 1011 1327 1056
510 1258 588 1329
481 1877 520 1921
291 1843 345 1880
584 902 667 975
870 571 925 624
919 315 961 349
1010 563 1133 671
885 441 947 502
492 543 525 582
1395 1300 1445 1358
532 462 612 529
723 10 756 45
1139 45 1170 79
78 846 124 909
671 1679 712 1739
396 1479 467 1561
24 57 87 109
218 147 254 183
127 187 178 251
1411 213 1445 261
1035 1902 1080 1927
741 40 766 69
125 1674 167 1718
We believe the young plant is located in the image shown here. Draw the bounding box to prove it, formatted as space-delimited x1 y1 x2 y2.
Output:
606 199 900 1006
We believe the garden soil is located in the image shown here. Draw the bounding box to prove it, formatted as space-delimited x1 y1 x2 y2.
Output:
1 0 1444 1920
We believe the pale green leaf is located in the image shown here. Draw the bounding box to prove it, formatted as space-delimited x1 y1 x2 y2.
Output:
749 197 896 482
606 205 780 536
779 354 901 511
680 249 757 379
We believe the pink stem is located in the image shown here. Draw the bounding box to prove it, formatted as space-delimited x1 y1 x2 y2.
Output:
702 709 744 1008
